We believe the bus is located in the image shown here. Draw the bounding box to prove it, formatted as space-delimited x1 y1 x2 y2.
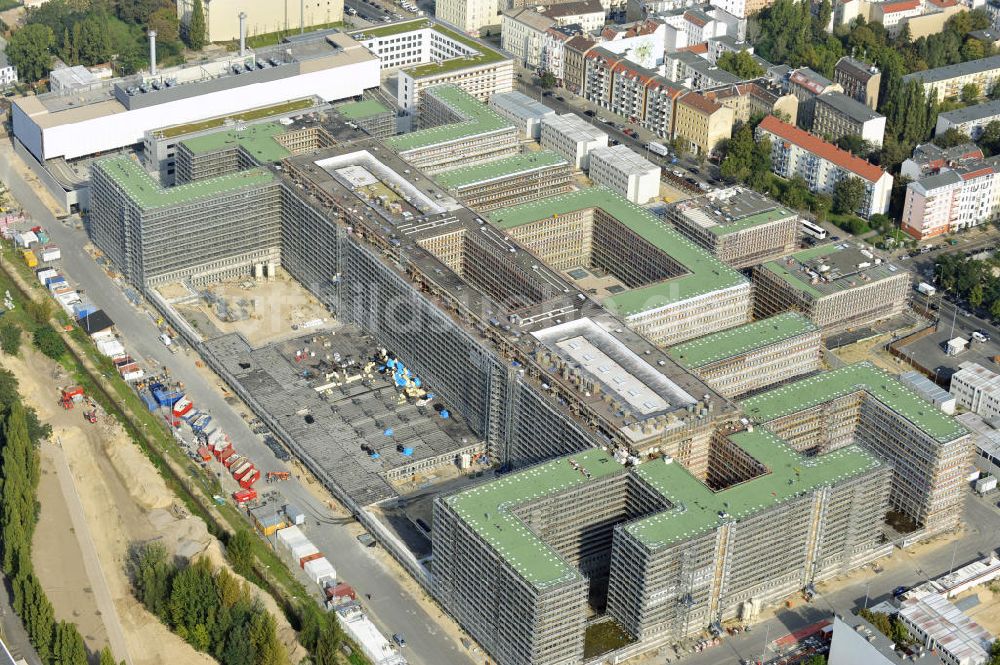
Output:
801 219 828 240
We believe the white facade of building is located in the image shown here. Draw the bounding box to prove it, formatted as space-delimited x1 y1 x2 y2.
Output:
951 362 1000 420
757 115 893 218
490 90 556 139
436 0 500 34
588 144 661 203
541 113 609 169
176 0 344 42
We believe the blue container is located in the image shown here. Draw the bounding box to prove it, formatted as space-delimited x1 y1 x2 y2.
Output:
139 391 158 412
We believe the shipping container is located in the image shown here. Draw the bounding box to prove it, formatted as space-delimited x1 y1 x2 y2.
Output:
284 503 306 526
232 461 253 478
240 470 260 488
36 268 57 285
300 551 323 569
196 446 212 462
21 250 37 268
214 444 234 462
233 488 257 504
276 525 307 550
139 391 158 412
40 246 61 262
290 541 318 562
207 428 226 446
223 454 242 469
303 557 336 584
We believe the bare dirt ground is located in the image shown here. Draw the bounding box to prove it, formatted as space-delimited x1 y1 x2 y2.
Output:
831 332 900 372
2 346 306 664
159 274 334 346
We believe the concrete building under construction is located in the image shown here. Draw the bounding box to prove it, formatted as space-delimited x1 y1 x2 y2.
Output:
666 312 822 398
432 150 573 212
752 242 910 333
666 187 800 269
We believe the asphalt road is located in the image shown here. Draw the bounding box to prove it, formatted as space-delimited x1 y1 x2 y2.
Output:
0 140 476 665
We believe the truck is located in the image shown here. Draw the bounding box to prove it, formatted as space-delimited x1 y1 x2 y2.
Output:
917 282 936 296
647 141 670 157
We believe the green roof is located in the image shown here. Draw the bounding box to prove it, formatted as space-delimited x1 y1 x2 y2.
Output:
180 122 291 164
447 431 881 584
487 188 748 314
741 362 968 444
351 20 506 77
384 85 513 152
628 430 880 548
337 99 391 121
667 313 818 369
710 206 796 236
152 98 316 139
444 448 625 589
95 156 276 210
759 243 871 300
433 151 568 189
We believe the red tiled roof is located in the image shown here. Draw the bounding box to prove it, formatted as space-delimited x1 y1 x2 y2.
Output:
758 115 887 183
879 0 919 12
960 166 995 180
927 0 957 7
679 91 722 114
683 10 708 26
679 42 709 54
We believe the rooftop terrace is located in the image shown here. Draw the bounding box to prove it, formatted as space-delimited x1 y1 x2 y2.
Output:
760 242 905 299
433 150 568 189
337 98 392 121
352 20 507 78
153 98 317 139
179 121 291 163
670 187 796 237
667 312 817 369
384 85 514 152
488 188 748 314
741 362 968 444
95 156 276 210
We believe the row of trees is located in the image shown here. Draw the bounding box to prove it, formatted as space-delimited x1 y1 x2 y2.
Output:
0 367 121 664
6 0 206 83
935 253 1000 320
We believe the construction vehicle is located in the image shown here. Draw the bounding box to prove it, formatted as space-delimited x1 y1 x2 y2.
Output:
60 386 85 409
84 409 97 424
267 471 291 482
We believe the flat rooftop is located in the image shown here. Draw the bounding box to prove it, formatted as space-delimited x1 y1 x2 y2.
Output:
337 98 392 121
351 19 508 78
152 97 319 140
94 156 276 210
433 150 568 189
542 113 609 143
589 144 660 177
670 187 796 236
759 241 905 299
903 54 1000 85
667 312 817 369
741 362 968 444
383 85 514 153
489 90 556 120
488 188 748 315
445 427 880 588
938 98 1000 125
179 121 291 163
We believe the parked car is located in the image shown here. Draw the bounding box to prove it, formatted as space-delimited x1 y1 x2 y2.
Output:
393 634 407 647
584 109 595 117
556 95 565 102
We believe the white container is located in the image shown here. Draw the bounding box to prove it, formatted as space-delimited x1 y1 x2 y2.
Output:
40 247 61 262
304 557 336 584
291 541 319 562
37 268 57 285
277 525 307 550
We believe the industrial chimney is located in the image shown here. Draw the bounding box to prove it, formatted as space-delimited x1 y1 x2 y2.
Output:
149 30 157 76
239 12 247 56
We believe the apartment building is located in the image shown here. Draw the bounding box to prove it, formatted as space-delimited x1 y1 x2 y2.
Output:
384 85 520 173
433 150 574 211
707 0 779 18
666 312 822 397
935 98 1000 140
588 144 661 204
788 67 844 129
489 188 753 346
900 142 985 180
673 91 734 155
176 0 343 42
702 81 798 125
743 362 971 536
502 2 604 70
489 90 557 140
666 186 799 268
665 50 743 90
584 48 689 138
902 54 1000 103
435 0 500 34
752 242 910 334
813 91 887 147
563 35 598 94
950 362 1000 420
89 157 282 288
901 155 1000 239
352 20 514 112
599 18 667 70
870 0 923 36
757 115 893 218
540 113 610 169
834 56 882 110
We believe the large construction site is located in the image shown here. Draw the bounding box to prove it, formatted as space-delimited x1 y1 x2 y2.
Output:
83 80 974 665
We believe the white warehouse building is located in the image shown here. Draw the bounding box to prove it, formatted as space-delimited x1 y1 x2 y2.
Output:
12 31 379 164
540 113 609 170
588 144 661 204
489 90 556 140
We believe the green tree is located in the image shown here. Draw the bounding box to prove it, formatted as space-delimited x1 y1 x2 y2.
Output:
0 323 21 356
980 120 1000 155
717 50 765 79
833 176 866 215
149 7 180 45
31 326 66 361
313 613 345 665
971 282 985 308
748 134 772 190
187 0 206 49
7 24 54 82
934 127 973 148
991 298 1000 321
13 572 55 661
539 70 556 88
74 14 113 65
962 82 981 103
835 134 874 157
99 646 118 665
249 610 287 665
51 621 87 665
226 530 255 579
130 543 173 620
988 639 1000 665
720 124 755 182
